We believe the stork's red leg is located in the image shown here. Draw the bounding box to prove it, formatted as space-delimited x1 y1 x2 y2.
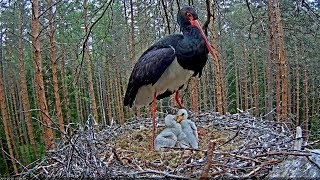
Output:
151 92 157 150
175 91 183 108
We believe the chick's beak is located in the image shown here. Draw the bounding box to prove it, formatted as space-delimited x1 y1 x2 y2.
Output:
177 115 184 123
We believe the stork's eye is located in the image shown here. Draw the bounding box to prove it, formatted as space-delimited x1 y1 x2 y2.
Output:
182 113 185 116
187 13 192 17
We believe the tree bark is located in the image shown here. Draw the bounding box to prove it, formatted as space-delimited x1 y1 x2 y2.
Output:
240 37 248 111
84 0 99 125
303 64 309 139
0 52 18 174
234 50 240 111
210 5 223 114
31 0 55 150
0 138 9 173
311 78 315 121
268 0 279 121
202 67 208 111
105 61 113 124
190 78 199 113
295 63 300 126
251 48 259 116
48 0 65 138
274 0 288 122
6 36 23 163
129 0 136 67
61 47 71 126
116 68 124 124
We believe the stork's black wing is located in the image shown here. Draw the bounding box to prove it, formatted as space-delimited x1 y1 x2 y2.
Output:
124 46 176 107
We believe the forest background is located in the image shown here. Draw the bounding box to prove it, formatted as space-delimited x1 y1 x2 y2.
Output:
0 0 319 175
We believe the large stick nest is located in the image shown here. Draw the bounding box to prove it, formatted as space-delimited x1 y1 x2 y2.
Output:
18 111 317 179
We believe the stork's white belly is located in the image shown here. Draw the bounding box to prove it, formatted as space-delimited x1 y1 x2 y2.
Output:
135 59 194 107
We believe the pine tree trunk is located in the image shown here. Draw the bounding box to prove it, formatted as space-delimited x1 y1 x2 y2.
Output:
79 79 85 122
210 9 223 114
303 65 309 139
311 79 315 121
0 138 9 174
48 0 65 138
107 63 115 123
129 0 136 67
84 0 99 124
270 0 281 121
295 63 300 126
97 67 107 125
268 0 278 121
31 0 55 150
0 56 18 174
129 0 140 117
240 37 248 111
274 0 288 122
116 68 124 124
60 48 71 126
72 71 82 124
190 78 198 113
202 67 208 111
251 48 259 116
234 50 240 111
6 39 23 163
122 0 131 79
217 26 228 113
105 61 113 124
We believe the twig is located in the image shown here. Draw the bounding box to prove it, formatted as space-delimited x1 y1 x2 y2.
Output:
303 140 320 147
161 146 206 152
216 152 260 163
112 148 124 165
245 0 256 39
254 150 312 158
1 148 39 179
127 169 190 179
217 126 240 149
200 141 215 179
307 156 320 171
74 0 114 85
241 166 262 178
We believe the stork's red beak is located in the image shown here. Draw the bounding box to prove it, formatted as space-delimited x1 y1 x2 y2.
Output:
190 19 219 61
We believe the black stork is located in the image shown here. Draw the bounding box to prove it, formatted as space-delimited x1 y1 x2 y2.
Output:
124 7 218 150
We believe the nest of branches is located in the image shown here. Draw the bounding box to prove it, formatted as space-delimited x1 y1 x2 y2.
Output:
18 111 317 179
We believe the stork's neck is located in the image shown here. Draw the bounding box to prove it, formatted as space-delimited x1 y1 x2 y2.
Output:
181 26 202 40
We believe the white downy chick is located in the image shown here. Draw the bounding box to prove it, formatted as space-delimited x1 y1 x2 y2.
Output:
176 109 199 149
154 114 185 151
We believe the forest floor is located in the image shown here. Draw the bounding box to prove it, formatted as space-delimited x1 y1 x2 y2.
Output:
18 110 318 179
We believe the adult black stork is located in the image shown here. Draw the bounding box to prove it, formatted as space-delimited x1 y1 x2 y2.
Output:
124 7 218 150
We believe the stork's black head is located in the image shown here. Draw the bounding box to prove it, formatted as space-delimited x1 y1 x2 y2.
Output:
177 7 199 28
177 6 218 61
